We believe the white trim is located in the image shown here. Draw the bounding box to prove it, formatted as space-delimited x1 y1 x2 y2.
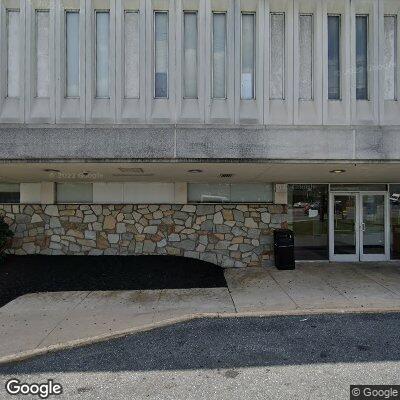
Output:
329 190 390 261
329 191 360 262
359 191 390 261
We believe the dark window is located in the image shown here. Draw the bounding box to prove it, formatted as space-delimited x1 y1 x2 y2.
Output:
0 183 20 203
328 15 340 100
390 184 400 259
188 183 273 203
356 15 368 100
288 184 329 260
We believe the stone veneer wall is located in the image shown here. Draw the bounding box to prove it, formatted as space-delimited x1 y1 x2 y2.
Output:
0 204 287 268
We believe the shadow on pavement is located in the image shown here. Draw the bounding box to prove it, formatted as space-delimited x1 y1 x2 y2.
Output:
0 255 226 307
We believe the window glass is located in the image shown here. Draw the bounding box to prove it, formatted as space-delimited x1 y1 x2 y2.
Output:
241 13 255 100
328 15 341 100
188 183 273 203
124 11 140 99
299 14 313 100
7 10 20 98
390 184 400 259
384 16 397 101
270 13 285 100
188 184 230 203
66 11 80 98
57 183 93 204
183 12 198 99
330 184 388 192
0 183 20 204
230 184 272 203
96 11 110 98
212 13 226 99
288 184 329 260
36 11 50 98
356 15 368 100
154 11 168 98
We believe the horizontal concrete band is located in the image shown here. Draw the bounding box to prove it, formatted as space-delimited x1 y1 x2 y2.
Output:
1 126 400 161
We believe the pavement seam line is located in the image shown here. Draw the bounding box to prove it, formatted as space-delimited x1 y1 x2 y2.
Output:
339 265 400 305
266 270 299 309
313 267 362 307
35 291 94 348
295 266 351 305
355 267 400 299
224 274 238 313
151 289 164 324
311 268 360 307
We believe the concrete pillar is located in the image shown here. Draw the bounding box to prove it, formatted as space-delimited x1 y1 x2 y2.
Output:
274 183 288 205
40 182 56 204
174 182 188 204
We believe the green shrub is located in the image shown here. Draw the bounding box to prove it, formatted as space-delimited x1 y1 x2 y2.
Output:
0 215 14 263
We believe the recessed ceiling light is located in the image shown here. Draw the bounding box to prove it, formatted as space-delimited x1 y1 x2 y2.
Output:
330 169 346 174
188 169 203 173
43 168 60 173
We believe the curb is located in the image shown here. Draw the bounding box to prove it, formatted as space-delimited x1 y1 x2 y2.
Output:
1 306 400 365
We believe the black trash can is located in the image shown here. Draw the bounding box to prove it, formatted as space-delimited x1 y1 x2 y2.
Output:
274 229 295 270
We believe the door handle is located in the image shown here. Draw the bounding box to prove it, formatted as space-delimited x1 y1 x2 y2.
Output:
361 223 366 232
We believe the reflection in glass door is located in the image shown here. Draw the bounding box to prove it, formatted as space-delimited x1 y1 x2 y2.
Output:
330 194 359 261
360 194 387 261
329 192 389 261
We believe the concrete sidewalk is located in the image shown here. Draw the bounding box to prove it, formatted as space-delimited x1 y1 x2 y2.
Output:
1 262 400 363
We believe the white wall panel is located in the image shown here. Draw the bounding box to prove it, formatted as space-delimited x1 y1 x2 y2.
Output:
116 0 146 123
234 0 264 124
124 182 175 203
86 0 116 123
293 0 323 125
322 0 351 125
124 12 140 98
20 183 41 204
350 0 379 125
36 11 50 97
7 11 20 98
298 14 313 100
379 0 400 125
265 0 293 124
176 0 205 123
93 182 124 203
205 0 234 124
93 182 187 203
25 0 55 123
146 0 176 123
56 0 86 123
0 0 25 122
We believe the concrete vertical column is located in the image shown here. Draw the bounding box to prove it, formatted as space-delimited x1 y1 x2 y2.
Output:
274 183 288 205
40 182 56 204
174 182 188 204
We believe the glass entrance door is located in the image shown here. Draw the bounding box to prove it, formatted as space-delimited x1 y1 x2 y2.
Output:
330 193 359 261
360 193 388 261
329 192 389 261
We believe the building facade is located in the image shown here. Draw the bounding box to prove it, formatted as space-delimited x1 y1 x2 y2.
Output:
0 0 400 266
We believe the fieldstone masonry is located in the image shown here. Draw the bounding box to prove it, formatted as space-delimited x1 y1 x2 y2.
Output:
0 204 287 268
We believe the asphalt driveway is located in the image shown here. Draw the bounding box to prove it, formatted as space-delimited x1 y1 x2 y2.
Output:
1 313 400 400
